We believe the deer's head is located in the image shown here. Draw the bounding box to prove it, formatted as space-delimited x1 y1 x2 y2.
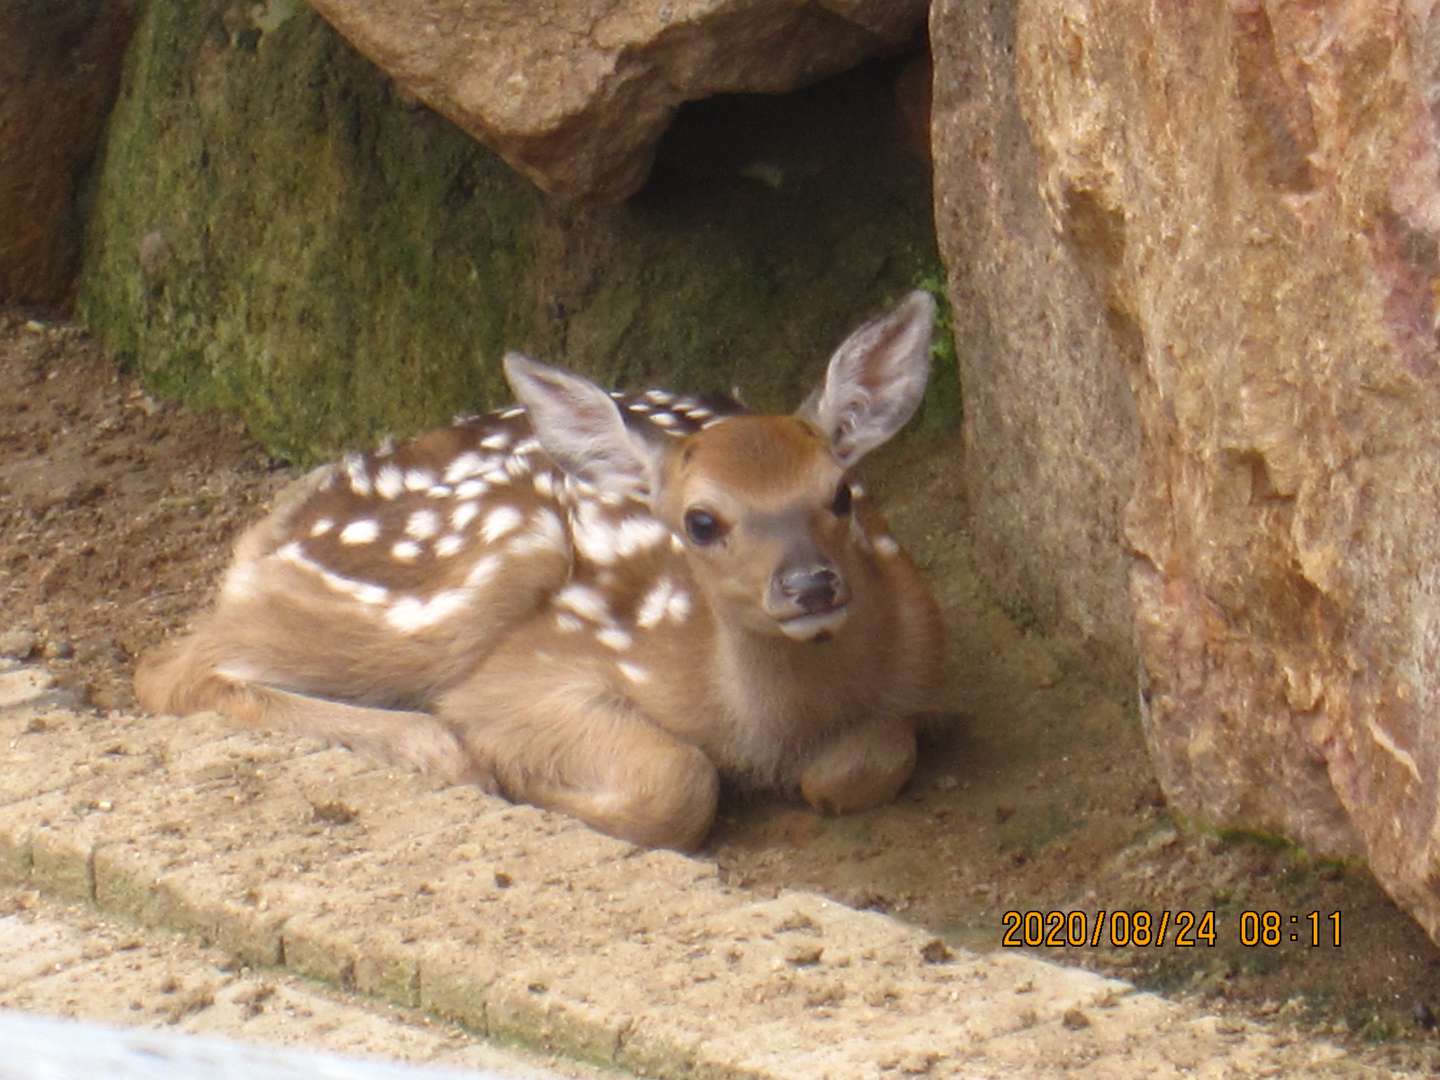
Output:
505 291 935 643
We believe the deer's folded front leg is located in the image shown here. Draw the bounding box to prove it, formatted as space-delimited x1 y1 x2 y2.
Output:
799 717 918 817
438 666 720 852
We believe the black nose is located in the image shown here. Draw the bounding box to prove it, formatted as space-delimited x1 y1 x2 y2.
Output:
779 565 840 614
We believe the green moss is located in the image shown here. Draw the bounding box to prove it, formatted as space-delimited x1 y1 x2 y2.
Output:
907 260 963 437
80 3 943 460
80 1 538 461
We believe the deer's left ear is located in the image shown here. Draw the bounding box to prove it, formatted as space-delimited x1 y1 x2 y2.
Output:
797 291 935 469
504 353 665 501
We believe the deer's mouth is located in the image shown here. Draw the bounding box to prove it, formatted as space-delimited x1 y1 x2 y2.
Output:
777 605 849 642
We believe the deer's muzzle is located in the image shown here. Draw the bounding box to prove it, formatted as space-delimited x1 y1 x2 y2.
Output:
770 563 850 641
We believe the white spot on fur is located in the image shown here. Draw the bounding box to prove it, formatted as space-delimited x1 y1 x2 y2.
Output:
344 454 371 496
451 501 480 532
385 589 469 633
481 468 511 487
687 407 712 421
644 389 674 405
628 401 653 414
636 578 672 629
427 485 453 499
279 541 388 604
309 518 334 538
454 479 489 500
571 503 620 565
339 519 380 545
349 581 390 605
480 430 512 451
555 612 583 633
504 454 532 479
508 508 567 558
374 465 405 500
514 437 541 456
596 627 632 651
391 540 422 562
405 509 441 540
636 575 691 627
874 536 900 557
499 405 526 419
481 505 524 544
533 471 556 499
617 661 651 685
619 516 671 558
570 506 667 564
405 469 436 492
650 412 679 429
554 582 609 623
445 452 487 484
435 534 464 557
464 553 502 589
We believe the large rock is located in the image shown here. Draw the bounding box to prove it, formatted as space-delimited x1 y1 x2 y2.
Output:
304 0 927 203
0 1 136 305
929 0 1138 675
935 0 1440 935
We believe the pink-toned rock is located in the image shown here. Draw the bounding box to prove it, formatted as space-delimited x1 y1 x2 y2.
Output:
934 0 1440 937
306 0 926 203
0 2 136 305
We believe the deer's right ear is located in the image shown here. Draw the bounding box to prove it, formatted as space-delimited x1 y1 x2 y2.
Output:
504 353 663 501
797 291 935 469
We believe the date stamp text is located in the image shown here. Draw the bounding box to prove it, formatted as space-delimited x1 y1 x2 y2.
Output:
1000 909 1342 949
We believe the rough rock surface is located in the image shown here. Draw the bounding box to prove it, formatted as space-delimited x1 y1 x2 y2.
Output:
934 0 1440 937
304 0 927 202
929 0 1139 672
0 1 136 305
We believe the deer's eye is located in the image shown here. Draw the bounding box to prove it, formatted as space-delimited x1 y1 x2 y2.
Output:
683 508 725 546
830 482 853 517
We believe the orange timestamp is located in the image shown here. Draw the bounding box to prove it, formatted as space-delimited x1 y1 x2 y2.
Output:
1000 909 1342 949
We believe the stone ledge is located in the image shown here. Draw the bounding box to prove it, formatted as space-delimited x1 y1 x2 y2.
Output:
0 664 1396 1078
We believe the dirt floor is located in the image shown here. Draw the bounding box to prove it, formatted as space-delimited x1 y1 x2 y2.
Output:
6 306 1440 1073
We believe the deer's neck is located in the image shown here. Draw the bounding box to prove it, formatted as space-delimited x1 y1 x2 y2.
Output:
705 600 880 782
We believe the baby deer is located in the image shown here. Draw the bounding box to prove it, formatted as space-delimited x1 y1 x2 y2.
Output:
136 292 944 850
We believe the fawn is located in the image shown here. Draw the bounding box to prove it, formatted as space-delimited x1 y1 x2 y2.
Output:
136 292 945 850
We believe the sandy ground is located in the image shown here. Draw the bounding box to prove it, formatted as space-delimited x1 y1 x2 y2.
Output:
5 307 1440 1072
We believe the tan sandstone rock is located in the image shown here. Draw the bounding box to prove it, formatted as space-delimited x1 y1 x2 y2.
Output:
930 0 1139 673
304 0 927 203
0 2 136 305
934 0 1440 937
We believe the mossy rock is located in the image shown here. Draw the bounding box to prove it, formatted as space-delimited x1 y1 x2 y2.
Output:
80 0 953 463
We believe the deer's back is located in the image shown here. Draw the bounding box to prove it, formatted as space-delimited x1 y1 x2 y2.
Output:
209 392 736 708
